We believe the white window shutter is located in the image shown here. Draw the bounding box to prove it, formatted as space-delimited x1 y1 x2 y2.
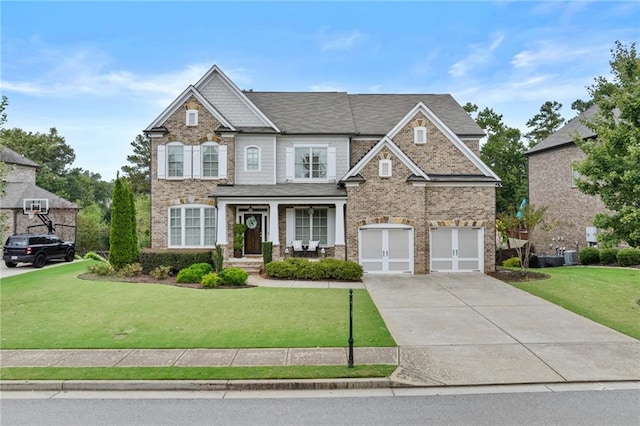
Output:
218 145 227 178
286 148 294 181
183 146 192 178
286 208 295 245
192 145 201 179
327 147 336 181
328 208 336 246
157 145 166 179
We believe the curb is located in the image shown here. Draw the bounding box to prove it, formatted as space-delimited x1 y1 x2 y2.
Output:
0 378 395 392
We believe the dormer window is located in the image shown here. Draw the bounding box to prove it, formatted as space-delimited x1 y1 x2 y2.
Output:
186 109 198 126
414 127 427 144
379 159 392 178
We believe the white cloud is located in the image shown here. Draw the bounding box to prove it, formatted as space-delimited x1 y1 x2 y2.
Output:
319 28 365 51
511 41 603 69
309 83 344 92
449 33 505 78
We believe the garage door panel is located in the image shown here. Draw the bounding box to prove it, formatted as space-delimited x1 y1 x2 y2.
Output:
430 227 483 272
361 230 382 259
388 229 410 259
362 261 383 273
458 228 479 258
359 226 413 274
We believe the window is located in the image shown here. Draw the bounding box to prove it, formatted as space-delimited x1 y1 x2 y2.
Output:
572 167 581 188
379 159 392 177
295 147 327 179
202 144 219 177
186 109 198 126
414 127 427 144
168 205 216 247
167 144 184 178
295 208 327 245
246 146 260 171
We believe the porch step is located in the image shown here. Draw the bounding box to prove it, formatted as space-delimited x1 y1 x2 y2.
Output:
225 257 263 274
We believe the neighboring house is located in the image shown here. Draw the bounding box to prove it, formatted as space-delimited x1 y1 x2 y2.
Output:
525 105 606 253
0 147 78 243
144 66 500 274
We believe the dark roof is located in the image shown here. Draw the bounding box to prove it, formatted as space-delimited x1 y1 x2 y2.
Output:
211 183 346 198
1 182 79 209
0 147 40 168
428 174 499 182
526 105 599 155
245 92 483 137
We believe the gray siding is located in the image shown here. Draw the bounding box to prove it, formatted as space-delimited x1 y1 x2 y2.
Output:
199 74 266 127
235 136 276 184
276 136 349 183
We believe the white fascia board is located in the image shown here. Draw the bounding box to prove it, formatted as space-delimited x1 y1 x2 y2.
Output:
426 181 499 187
340 137 429 181
145 86 235 131
195 65 281 133
387 102 500 182
214 196 347 205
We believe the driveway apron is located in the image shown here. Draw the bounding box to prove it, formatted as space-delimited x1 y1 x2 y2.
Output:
363 273 640 386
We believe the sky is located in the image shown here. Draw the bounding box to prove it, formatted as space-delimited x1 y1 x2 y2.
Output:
2 1 639 181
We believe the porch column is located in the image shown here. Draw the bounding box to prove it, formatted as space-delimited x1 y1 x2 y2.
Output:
334 200 345 245
268 202 280 245
216 201 227 244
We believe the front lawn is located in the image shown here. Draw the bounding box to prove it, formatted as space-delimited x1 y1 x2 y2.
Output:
509 266 640 339
0 262 395 349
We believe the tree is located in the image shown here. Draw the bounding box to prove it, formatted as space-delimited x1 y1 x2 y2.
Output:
465 105 528 215
525 101 565 148
121 134 151 195
500 204 548 276
571 99 594 114
76 203 109 252
109 174 138 268
134 194 151 249
573 41 640 247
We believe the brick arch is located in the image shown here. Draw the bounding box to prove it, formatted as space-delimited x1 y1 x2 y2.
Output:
427 220 485 227
356 216 416 227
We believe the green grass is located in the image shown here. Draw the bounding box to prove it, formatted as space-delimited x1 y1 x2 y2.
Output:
0 365 396 381
509 266 640 339
0 262 395 349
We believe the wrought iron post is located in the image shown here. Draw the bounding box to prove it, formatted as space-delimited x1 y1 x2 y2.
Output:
348 288 354 368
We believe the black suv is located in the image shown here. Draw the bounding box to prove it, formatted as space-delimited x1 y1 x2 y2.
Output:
3 234 75 268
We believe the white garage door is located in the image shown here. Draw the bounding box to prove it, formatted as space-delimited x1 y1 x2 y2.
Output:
430 227 483 272
359 225 413 274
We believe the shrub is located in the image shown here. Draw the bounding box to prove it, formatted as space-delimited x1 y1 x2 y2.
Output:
579 247 600 265
150 265 171 280
139 249 213 274
176 263 213 283
262 241 273 266
599 248 619 265
118 262 143 277
617 248 640 267
85 251 108 262
502 257 521 268
87 261 115 276
213 245 224 272
219 267 249 286
264 258 363 281
201 272 221 288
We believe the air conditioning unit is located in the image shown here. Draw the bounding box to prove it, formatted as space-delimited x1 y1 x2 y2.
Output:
564 250 578 266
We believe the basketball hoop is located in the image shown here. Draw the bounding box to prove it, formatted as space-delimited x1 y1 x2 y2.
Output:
27 210 36 220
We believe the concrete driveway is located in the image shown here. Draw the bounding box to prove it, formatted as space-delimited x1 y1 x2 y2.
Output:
363 273 640 386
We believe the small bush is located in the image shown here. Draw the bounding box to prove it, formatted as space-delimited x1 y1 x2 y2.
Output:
176 262 214 283
599 248 619 265
617 248 640 267
262 241 273 266
579 247 600 265
502 257 521 268
219 267 249 286
118 262 143 277
264 258 363 281
85 251 108 262
150 265 171 280
201 272 221 288
87 262 115 276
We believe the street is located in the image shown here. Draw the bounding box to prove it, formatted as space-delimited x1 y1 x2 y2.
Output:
2 386 639 425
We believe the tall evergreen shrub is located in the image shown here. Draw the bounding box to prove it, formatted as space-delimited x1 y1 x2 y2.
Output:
109 175 137 268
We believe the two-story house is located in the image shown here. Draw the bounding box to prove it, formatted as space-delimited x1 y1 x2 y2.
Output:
525 105 607 253
144 66 500 274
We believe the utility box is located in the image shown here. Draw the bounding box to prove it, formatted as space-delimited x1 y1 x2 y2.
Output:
586 227 597 244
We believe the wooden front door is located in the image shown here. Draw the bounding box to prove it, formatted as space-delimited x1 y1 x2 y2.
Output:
244 214 262 254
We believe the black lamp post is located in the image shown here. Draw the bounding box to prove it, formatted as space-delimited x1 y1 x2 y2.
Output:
348 289 354 368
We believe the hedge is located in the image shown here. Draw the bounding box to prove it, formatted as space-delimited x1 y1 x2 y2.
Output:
617 248 640 267
579 247 600 265
265 258 363 281
599 248 619 265
139 249 214 274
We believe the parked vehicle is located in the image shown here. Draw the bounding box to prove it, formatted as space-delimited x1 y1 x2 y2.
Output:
3 234 75 268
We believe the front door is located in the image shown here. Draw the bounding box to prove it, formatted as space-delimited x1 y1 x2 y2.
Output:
244 214 262 254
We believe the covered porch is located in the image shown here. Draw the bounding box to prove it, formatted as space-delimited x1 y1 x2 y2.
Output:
211 184 347 262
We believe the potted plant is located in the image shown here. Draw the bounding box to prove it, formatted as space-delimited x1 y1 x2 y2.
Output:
233 223 247 258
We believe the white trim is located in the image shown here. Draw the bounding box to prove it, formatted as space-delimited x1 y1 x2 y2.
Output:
145 86 235 131
186 109 198 126
358 224 414 274
414 126 427 144
200 142 220 179
166 142 185 179
244 145 261 172
426 181 499 187
194 65 281 133
218 145 227 178
341 137 428 181
192 145 201 179
183 145 192 178
429 227 484 273
379 159 392 177
387 102 499 181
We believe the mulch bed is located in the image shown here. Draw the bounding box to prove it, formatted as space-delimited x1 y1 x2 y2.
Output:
77 272 254 289
487 269 550 283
